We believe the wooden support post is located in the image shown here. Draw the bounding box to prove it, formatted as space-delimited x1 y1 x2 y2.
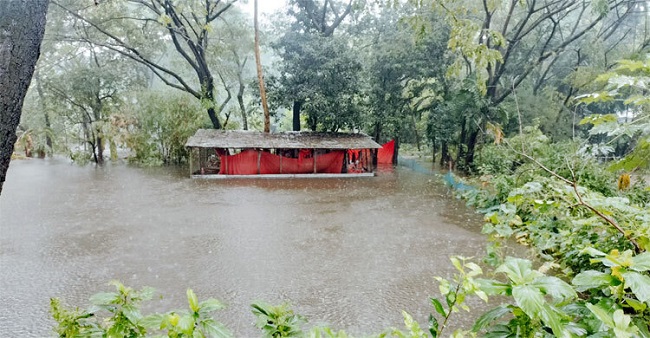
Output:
257 150 262 174
189 148 194 176
313 150 317 174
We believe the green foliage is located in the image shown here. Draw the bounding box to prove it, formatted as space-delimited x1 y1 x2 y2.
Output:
450 124 650 337
576 57 650 172
141 289 229 338
50 298 101 337
251 302 306 338
50 281 229 338
475 257 578 337
126 92 208 166
473 126 617 197
425 256 486 337
269 29 363 132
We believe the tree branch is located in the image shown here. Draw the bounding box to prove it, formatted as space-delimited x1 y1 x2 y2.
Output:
51 0 201 97
508 142 641 252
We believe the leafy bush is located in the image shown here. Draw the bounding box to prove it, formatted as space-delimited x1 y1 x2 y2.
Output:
448 126 650 337
126 92 209 166
51 281 230 338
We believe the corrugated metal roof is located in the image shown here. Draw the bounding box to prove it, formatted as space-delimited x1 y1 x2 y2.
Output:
185 129 382 149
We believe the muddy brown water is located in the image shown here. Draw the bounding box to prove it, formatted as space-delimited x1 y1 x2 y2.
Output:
0 158 508 337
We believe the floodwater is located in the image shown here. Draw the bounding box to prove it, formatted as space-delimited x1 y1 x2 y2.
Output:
1 158 500 337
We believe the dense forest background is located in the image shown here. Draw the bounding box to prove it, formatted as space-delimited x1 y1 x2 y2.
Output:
15 0 649 173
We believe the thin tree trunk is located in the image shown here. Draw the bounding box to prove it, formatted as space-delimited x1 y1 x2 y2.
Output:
457 119 467 166
440 141 449 167
431 136 437 164
237 82 248 130
254 0 270 133
34 70 52 152
373 122 381 143
393 137 399 165
0 0 49 196
292 100 302 131
411 114 421 151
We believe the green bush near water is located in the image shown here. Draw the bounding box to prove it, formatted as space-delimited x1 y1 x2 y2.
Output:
126 93 209 166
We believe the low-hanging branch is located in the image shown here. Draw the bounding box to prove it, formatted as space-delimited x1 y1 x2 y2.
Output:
508 143 642 253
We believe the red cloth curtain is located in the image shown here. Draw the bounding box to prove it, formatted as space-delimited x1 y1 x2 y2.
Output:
377 140 395 164
219 150 345 175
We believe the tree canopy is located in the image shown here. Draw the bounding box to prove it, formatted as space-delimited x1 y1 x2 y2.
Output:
9 0 648 171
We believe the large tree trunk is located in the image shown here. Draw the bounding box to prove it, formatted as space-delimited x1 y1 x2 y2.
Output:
292 100 302 131
463 128 480 171
204 83 222 129
0 0 49 196
96 135 104 165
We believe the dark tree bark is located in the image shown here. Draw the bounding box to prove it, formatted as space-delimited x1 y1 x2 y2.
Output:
295 0 353 37
440 141 449 167
0 0 49 196
237 81 248 130
292 100 302 131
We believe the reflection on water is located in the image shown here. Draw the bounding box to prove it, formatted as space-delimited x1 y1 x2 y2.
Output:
1 158 490 337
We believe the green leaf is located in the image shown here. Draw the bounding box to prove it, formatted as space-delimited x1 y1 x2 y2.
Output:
512 285 566 336
199 298 225 313
139 313 165 330
450 256 463 273
578 113 616 126
613 309 637 338
621 272 650 303
122 304 142 323
624 297 647 312
199 320 231 338
538 305 567 338
187 289 199 313
495 257 540 285
572 270 616 292
402 311 426 337
430 298 446 317
429 314 439 338
445 291 456 308
530 276 577 303
251 302 270 317
586 303 615 327
471 305 511 332
179 314 195 335
582 247 607 257
476 278 511 295
631 252 650 272
89 292 118 306
512 285 545 318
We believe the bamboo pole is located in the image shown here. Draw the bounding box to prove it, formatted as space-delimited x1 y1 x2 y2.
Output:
254 0 271 133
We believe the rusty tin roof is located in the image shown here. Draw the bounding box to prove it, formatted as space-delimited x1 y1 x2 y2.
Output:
185 129 381 149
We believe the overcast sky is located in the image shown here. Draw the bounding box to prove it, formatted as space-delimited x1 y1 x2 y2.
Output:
240 0 287 18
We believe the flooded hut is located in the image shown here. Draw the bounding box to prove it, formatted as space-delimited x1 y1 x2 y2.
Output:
185 129 382 178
